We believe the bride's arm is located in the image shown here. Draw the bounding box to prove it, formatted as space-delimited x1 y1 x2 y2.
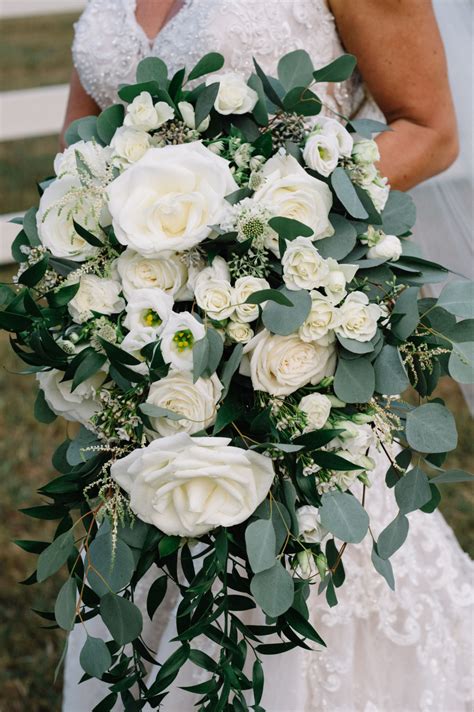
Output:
329 0 458 190
60 68 100 149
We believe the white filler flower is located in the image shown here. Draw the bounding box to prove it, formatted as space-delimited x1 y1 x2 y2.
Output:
110 433 275 537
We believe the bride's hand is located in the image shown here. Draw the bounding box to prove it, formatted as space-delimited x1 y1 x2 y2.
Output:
329 0 458 190
60 68 101 150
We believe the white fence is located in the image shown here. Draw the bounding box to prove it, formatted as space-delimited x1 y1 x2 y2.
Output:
0 1 85 263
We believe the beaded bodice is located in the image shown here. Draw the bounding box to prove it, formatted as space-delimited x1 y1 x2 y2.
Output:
73 0 370 117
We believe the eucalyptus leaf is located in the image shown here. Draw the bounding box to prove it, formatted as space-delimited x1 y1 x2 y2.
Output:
140 403 184 421
188 52 224 81
96 104 125 145
430 469 474 484
377 513 409 560
194 82 219 129
100 593 143 645
405 403 457 453
245 519 277 573
334 357 375 403
381 191 416 235
250 562 294 617
220 343 243 398
438 280 474 318
262 286 311 335
87 531 135 596
54 578 77 631
349 118 391 138
448 342 474 383
391 287 420 340
136 57 168 86
277 49 314 90
395 467 432 514
283 86 322 116
245 288 293 307
374 345 410 395
337 335 374 355
313 54 357 82
320 491 369 543
34 388 57 424
316 215 357 260
37 530 74 582
331 167 368 220
371 546 395 590
80 635 112 679
192 336 210 382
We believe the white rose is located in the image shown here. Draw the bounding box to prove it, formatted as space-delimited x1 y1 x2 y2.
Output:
54 140 111 180
299 393 332 431
194 276 235 320
330 421 375 457
232 275 270 323
68 274 125 324
178 101 210 132
299 292 340 343
226 320 254 343
107 142 237 256
110 126 151 164
110 433 275 536
335 291 382 342
243 330 336 396
323 258 359 304
207 72 258 115
144 370 222 438
192 255 231 285
296 505 328 543
160 311 206 370
37 177 104 261
282 236 329 290
367 233 402 261
123 288 173 338
303 133 340 177
36 368 105 427
352 139 380 165
123 92 174 130
116 249 189 300
365 176 390 211
330 466 359 491
254 152 333 240
311 117 353 157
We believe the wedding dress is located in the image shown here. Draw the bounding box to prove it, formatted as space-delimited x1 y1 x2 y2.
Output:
63 2 474 710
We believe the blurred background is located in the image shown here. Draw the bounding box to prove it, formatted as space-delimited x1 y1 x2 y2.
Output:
0 1 472 710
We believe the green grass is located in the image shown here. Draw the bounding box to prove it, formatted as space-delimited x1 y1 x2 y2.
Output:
0 13 79 91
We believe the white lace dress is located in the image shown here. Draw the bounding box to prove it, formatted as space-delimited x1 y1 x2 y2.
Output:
64 2 474 710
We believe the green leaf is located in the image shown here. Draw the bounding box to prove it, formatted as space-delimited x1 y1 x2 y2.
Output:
391 287 419 340
22 206 40 245
192 336 210 382
118 80 161 103
250 561 294 617
0 310 32 332
285 607 326 646
136 57 168 86
194 82 219 130
319 491 369 543
252 58 284 108
262 286 311 335
66 426 99 466
47 282 80 308
205 328 224 376
268 215 313 240
334 357 375 403
96 104 125 145
34 388 57 424
312 450 365 471
283 86 322 116
371 546 395 590
245 288 293 307
18 257 48 287
313 54 357 82
100 593 143 645
420 483 441 513
220 343 243 399
448 341 474 383
73 219 103 247
337 335 375 355
147 575 168 620
374 345 410 395
80 636 112 678
245 519 277 574
277 49 314 91
331 167 368 220
349 118 390 138
37 530 74 582
381 191 416 235
64 116 99 146
395 466 432 514
253 660 264 706
87 531 135 596
188 52 224 80
99 338 141 366
140 402 184 421
248 73 269 125
445 318 474 343
71 349 107 391
430 469 474 484
377 513 409 559
405 403 457 453
316 214 357 260
54 578 77 631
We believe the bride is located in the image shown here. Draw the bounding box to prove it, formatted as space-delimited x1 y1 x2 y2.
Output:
61 1 473 710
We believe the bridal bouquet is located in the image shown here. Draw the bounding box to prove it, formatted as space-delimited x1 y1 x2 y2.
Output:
3 50 473 709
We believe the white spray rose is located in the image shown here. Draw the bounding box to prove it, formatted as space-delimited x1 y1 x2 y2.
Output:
160 311 206 371
299 393 332 431
282 236 329 290
144 370 222 437
253 152 334 240
226 320 254 343
303 133 340 177
232 275 270 323
330 420 375 457
110 433 275 536
36 368 105 427
110 126 151 164
68 274 125 324
115 249 188 300
366 176 390 211
107 142 237 256
335 291 382 342
323 258 359 304
367 233 402 261
120 329 153 375
299 292 340 343
311 116 353 157
352 139 380 165
243 330 336 396
53 140 111 180
37 177 104 261
178 101 210 132
296 505 328 543
207 72 258 115
194 276 235 320
123 288 173 338
123 91 174 131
